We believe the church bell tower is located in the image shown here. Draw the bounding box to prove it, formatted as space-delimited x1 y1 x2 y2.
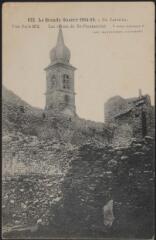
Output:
44 28 76 116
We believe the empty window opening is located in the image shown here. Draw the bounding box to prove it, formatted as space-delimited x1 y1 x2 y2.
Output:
63 74 70 89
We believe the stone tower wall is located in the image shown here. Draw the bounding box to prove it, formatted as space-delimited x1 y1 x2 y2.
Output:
45 64 76 113
104 96 128 123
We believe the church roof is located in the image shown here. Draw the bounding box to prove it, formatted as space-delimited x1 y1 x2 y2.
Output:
50 28 71 64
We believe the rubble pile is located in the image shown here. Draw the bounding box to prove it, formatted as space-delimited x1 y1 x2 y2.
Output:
2 174 64 228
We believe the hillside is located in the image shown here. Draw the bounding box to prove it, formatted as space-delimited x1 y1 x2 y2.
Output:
2 86 43 134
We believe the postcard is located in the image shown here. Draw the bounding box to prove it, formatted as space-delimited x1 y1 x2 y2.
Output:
2 2 155 239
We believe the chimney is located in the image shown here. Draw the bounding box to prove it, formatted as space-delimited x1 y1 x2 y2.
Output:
138 89 142 98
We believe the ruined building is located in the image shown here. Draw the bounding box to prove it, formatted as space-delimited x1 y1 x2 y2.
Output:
104 90 155 145
44 28 76 117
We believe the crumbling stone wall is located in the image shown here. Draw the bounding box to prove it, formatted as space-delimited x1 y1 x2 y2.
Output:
2 137 154 239
112 123 133 147
115 104 154 138
3 98 112 146
2 119 112 176
46 137 154 239
2 131 77 176
2 135 78 236
104 94 155 146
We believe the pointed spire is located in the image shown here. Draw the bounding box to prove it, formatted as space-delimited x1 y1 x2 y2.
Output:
50 27 71 63
56 26 64 46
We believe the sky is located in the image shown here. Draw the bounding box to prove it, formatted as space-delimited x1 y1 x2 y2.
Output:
2 2 155 122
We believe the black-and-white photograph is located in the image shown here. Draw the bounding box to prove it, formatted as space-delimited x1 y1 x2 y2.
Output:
2 2 155 239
